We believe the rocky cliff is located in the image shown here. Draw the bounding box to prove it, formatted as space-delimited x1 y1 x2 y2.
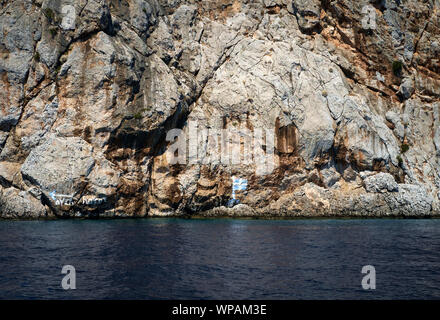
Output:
0 0 439 219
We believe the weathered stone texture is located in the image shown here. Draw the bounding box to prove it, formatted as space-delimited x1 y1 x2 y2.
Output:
0 0 439 218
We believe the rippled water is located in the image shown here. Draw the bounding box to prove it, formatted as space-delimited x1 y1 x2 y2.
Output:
1 218 440 299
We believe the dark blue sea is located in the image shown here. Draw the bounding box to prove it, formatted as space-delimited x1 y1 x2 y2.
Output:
1 218 440 299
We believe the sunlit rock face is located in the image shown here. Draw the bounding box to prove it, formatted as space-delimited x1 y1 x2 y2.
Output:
0 0 439 218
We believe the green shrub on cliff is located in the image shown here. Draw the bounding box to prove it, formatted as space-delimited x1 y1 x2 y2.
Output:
400 143 410 153
397 155 403 166
392 60 403 76
49 27 58 37
134 112 143 120
44 7 55 22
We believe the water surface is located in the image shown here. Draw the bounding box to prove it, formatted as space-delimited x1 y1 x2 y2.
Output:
1 218 440 299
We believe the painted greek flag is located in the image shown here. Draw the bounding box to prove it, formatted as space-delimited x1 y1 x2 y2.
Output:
232 177 248 192
228 177 247 207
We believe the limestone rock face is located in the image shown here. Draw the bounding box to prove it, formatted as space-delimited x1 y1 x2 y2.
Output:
0 186 49 218
292 0 321 32
384 184 434 216
363 172 399 193
21 135 95 194
0 0 439 218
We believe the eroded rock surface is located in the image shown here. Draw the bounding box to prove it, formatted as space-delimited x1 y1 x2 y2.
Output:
0 0 439 218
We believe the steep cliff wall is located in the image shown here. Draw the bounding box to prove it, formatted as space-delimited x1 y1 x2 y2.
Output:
0 0 439 218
